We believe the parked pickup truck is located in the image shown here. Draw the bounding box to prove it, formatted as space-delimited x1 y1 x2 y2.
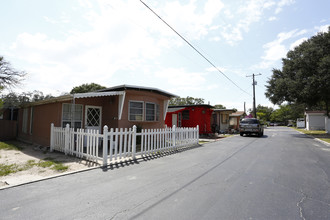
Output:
239 118 264 137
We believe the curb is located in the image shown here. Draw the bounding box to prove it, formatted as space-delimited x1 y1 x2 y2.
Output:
0 165 101 191
295 130 330 147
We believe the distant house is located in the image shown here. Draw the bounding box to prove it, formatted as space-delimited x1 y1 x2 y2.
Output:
305 111 327 130
17 85 176 146
0 107 18 141
211 109 236 133
165 105 213 134
0 107 18 121
229 111 246 130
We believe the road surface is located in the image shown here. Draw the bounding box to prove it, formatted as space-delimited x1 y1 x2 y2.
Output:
1 127 329 219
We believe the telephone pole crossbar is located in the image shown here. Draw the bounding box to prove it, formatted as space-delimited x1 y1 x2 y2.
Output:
246 73 261 118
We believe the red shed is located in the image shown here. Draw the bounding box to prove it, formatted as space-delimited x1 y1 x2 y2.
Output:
165 105 214 134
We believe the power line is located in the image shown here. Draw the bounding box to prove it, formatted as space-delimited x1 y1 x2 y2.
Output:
140 0 251 96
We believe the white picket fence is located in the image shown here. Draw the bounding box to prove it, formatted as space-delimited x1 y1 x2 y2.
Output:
50 124 199 166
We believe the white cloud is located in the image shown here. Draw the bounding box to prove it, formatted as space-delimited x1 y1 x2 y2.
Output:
275 0 295 14
262 43 287 61
214 0 295 45
256 28 307 69
5 0 229 94
316 24 330 33
289 37 307 50
268 16 277 21
161 0 224 40
263 28 308 60
155 68 206 88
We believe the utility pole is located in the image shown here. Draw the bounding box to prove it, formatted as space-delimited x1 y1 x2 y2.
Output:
247 73 261 118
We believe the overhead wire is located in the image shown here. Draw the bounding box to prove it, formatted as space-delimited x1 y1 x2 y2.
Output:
140 0 251 96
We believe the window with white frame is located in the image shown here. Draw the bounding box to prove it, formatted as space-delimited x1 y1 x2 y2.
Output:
129 101 144 121
62 103 83 128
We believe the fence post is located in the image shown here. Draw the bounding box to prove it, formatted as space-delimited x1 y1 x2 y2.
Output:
64 124 70 155
103 125 109 166
173 125 176 150
50 123 54 152
196 125 199 144
132 125 137 159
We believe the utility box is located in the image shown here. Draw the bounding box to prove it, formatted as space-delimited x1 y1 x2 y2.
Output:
296 118 305 128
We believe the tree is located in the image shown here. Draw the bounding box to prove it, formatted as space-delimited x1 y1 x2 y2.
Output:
255 105 273 121
0 56 26 108
214 104 226 109
1 90 53 108
70 83 106 94
169 96 204 106
265 27 330 116
270 105 291 124
0 56 25 89
270 103 305 124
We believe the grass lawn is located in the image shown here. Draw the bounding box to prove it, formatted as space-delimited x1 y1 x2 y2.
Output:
0 141 69 176
294 128 330 144
0 141 23 151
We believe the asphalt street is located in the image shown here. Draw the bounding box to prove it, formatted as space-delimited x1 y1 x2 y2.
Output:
0 127 329 219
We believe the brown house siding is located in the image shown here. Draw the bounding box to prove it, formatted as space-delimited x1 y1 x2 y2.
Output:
18 102 63 146
72 96 119 129
118 90 167 129
17 88 172 147
0 120 17 140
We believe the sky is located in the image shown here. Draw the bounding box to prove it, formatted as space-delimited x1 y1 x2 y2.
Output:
1 0 330 111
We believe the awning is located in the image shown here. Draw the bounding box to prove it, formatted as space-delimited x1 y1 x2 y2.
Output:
72 91 126 120
73 91 125 99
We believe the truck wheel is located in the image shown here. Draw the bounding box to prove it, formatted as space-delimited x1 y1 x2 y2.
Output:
240 133 243 136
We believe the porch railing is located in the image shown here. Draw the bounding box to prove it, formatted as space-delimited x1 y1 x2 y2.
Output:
50 124 199 166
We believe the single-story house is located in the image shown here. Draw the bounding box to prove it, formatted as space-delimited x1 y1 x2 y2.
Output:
229 111 246 130
0 107 18 140
17 85 176 146
305 111 327 130
0 107 18 121
211 109 236 133
165 105 213 134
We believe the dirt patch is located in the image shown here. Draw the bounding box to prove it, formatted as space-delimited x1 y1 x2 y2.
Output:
0 141 99 188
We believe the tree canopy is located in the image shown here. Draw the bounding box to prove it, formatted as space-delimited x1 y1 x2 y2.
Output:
1 91 53 108
70 83 106 94
270 103 304 124
255 105 274 122
265 27 330 116
169 96 205 106
214 104 226 109
0 56 25 89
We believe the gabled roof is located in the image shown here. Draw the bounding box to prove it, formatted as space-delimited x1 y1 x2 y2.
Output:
99 84 177 98
229 111 245 117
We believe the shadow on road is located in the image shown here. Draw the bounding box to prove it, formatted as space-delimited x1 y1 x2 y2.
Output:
101 144 203 172
239 135 269 138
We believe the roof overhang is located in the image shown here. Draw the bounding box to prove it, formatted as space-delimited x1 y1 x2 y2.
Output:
99 84 177 98
73 91 125 99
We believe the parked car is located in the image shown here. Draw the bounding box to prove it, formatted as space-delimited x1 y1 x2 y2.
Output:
239 118 264 137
